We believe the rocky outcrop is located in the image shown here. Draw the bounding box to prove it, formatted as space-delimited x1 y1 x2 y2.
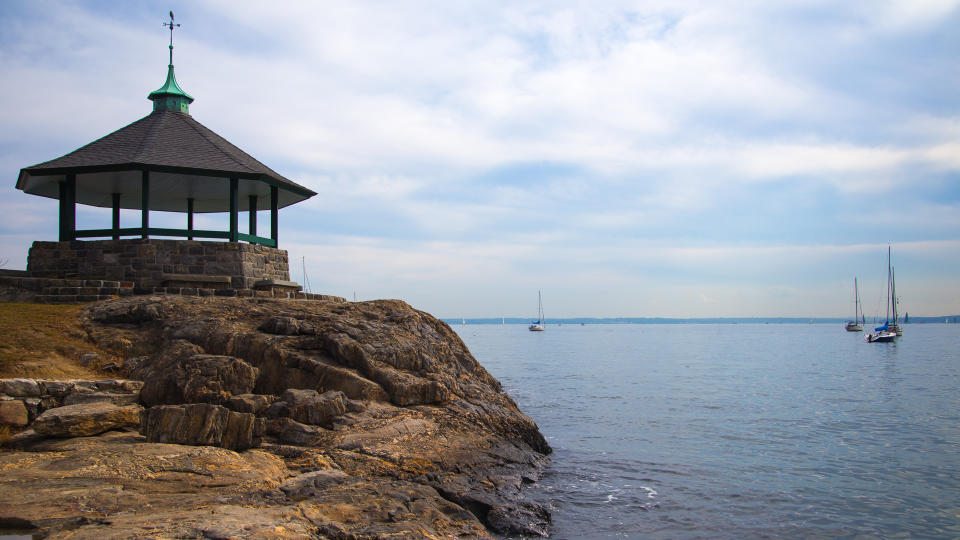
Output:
0 296 551 538
272 388 351 428
1 378 41 397
225 393 276 415
141 403 261 451
136 353 259 406
0 377 143 425
31 402 142 437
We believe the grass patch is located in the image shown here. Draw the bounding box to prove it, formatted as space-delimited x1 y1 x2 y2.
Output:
0 303 110 379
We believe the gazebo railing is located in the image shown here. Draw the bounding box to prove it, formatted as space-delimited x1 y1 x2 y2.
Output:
52 174 285 248
73 227 277 248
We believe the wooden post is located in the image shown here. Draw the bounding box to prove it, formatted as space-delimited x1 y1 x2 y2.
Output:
187 197 194 240
58 181 66 241
270 185 278 246
141 170 150 239
229 177 239 242
58 174 77 241
248 194 258 238
112 193 121 240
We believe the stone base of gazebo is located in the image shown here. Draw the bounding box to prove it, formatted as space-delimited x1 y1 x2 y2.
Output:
0 239 346 304
27 239 290 291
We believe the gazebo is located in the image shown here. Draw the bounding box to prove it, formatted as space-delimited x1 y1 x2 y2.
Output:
13 15 317 294
16 18 315 247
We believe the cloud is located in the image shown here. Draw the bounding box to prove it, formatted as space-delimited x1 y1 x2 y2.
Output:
860 0 960 31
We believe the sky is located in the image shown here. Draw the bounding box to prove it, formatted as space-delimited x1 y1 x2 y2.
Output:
1 0 959 318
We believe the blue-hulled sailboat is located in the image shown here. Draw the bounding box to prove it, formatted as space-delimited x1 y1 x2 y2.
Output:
529 290 545 332
866 247 899 343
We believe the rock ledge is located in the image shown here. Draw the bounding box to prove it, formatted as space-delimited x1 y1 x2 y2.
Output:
0 296 551 538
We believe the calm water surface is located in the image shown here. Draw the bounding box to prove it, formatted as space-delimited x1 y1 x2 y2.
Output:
454 323 960 539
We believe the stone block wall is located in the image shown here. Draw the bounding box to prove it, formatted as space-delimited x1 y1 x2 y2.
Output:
27 239 290 290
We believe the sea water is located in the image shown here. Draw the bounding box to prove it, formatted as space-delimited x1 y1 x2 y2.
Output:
454 323 960 539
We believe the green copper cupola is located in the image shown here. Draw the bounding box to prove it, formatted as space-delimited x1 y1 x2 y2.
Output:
148 11 194 113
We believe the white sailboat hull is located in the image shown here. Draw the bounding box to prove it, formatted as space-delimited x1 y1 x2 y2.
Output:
865 330 897 343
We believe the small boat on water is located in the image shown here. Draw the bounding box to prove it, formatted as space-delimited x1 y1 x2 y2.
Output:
845 277 865 332
529 290 545 332
865 246 900 343
866 322 897 342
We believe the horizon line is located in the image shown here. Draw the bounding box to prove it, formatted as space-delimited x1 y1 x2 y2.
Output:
441 315 960 323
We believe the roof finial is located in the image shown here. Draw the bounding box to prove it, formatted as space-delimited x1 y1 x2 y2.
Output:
149 11 193 113
163 11 180 66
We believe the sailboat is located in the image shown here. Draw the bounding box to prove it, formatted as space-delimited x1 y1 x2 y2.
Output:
844 278 865 332
866 246 898 343
529 290 545 332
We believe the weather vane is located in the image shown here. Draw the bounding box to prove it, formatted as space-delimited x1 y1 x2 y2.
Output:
162 11 180 65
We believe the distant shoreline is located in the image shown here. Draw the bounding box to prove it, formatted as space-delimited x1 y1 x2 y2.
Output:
444 316 960 325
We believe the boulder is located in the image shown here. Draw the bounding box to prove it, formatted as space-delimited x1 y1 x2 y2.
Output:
225 393 275 415
140 403 259 451
376 371 451 406
0 378 40 397
0 400 29 426
258 316 301 335
32 402 142 437
280 389 348 428
38 380 77 398
64 392 139 406
138 354 258 406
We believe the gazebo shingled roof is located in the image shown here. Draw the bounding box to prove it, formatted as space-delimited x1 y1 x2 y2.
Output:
14 13 314 247
16 110 315 213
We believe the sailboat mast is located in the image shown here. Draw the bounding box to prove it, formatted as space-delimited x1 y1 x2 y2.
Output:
857 278 865 324
892 267 898 323
854 277 860 322
853 278 860 322
885 246 891 323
